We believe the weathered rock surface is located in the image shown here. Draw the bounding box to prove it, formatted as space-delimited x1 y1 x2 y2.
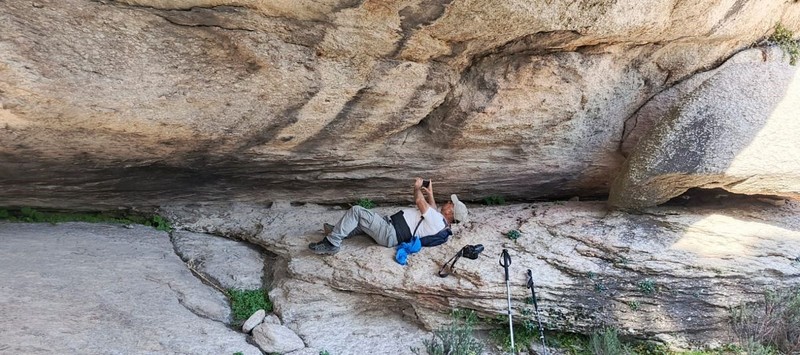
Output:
252 322 306 354
172 230 266 290
2 1 800 208
165 199 800 349
619 46 789 157
610 59 800 209
241 309 266 333
268 268 431 354
0 222 261 355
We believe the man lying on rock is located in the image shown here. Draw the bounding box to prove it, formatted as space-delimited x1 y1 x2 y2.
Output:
308 178 467 256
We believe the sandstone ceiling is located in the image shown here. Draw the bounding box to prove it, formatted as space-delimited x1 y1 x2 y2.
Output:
1 0 799 209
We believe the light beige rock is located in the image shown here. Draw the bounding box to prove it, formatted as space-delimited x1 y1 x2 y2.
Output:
164 199 800 348
620 47 787 157
611 60 800 209
1 1 799 209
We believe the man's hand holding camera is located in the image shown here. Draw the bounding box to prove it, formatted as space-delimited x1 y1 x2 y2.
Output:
415 178 436 209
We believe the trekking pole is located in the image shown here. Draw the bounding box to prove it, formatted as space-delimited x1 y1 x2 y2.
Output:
499 249 515 353
527 269 547 355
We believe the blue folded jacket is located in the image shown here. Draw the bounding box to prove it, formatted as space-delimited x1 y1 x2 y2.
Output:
395 236 422 265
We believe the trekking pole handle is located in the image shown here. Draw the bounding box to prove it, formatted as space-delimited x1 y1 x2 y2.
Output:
527 269 539 310
499 249 511 281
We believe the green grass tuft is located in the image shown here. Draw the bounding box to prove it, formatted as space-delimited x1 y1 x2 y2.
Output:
482 196 506 205
730 287 800 354
628 300 641 311
412 309 483 355
354 198 376 209
590 327 633 355
506 229 521 241
0 207 172 231
637 278 657 295
228 289 273 324
769 22 799 65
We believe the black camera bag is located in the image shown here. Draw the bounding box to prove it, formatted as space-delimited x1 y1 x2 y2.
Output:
438 244 484 277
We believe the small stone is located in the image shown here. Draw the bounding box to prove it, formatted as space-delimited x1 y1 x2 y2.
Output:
241 309 266 333
263 314 281 325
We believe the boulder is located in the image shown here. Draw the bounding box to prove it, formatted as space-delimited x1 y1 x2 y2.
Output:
610 60 800 209
620 46 788 157
252 322 305 354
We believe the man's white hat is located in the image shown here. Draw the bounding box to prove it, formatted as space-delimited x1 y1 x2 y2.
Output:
451 194 469 223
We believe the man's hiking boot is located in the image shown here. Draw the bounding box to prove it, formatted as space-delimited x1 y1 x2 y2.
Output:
308 237 340 255
323 223 335 235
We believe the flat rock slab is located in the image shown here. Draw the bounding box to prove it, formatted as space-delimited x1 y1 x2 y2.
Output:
172 230 266 290
0 222 261 355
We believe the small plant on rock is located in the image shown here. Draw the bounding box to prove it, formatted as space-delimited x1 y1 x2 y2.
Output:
355 198 376 209
637 278 657 295
228 289 273 325
769 22 799 65
506 229 521 241
412 309 483 355
482 196 506 205
590 327 633 355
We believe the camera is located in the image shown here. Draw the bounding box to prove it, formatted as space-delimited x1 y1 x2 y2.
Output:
422 179 430 188
461 244 484 259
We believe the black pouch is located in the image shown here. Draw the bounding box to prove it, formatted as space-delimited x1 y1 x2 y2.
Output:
461 244 484 259
438 244 484 277
390 211 412 244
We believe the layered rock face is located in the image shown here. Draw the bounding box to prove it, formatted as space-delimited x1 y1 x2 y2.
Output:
2 0 799 208
163 199 800 350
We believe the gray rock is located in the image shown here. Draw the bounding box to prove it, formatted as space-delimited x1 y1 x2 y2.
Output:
252 322 305 354
264 314 281 325
241 309 266 333
611 60 800 208
269 277 429 355
286 348 322 355
0 222 261 355
171 230 266 290
620 46 786 157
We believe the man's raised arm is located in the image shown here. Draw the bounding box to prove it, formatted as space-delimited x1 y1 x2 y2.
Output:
421 180 437 209
413 177 429 214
